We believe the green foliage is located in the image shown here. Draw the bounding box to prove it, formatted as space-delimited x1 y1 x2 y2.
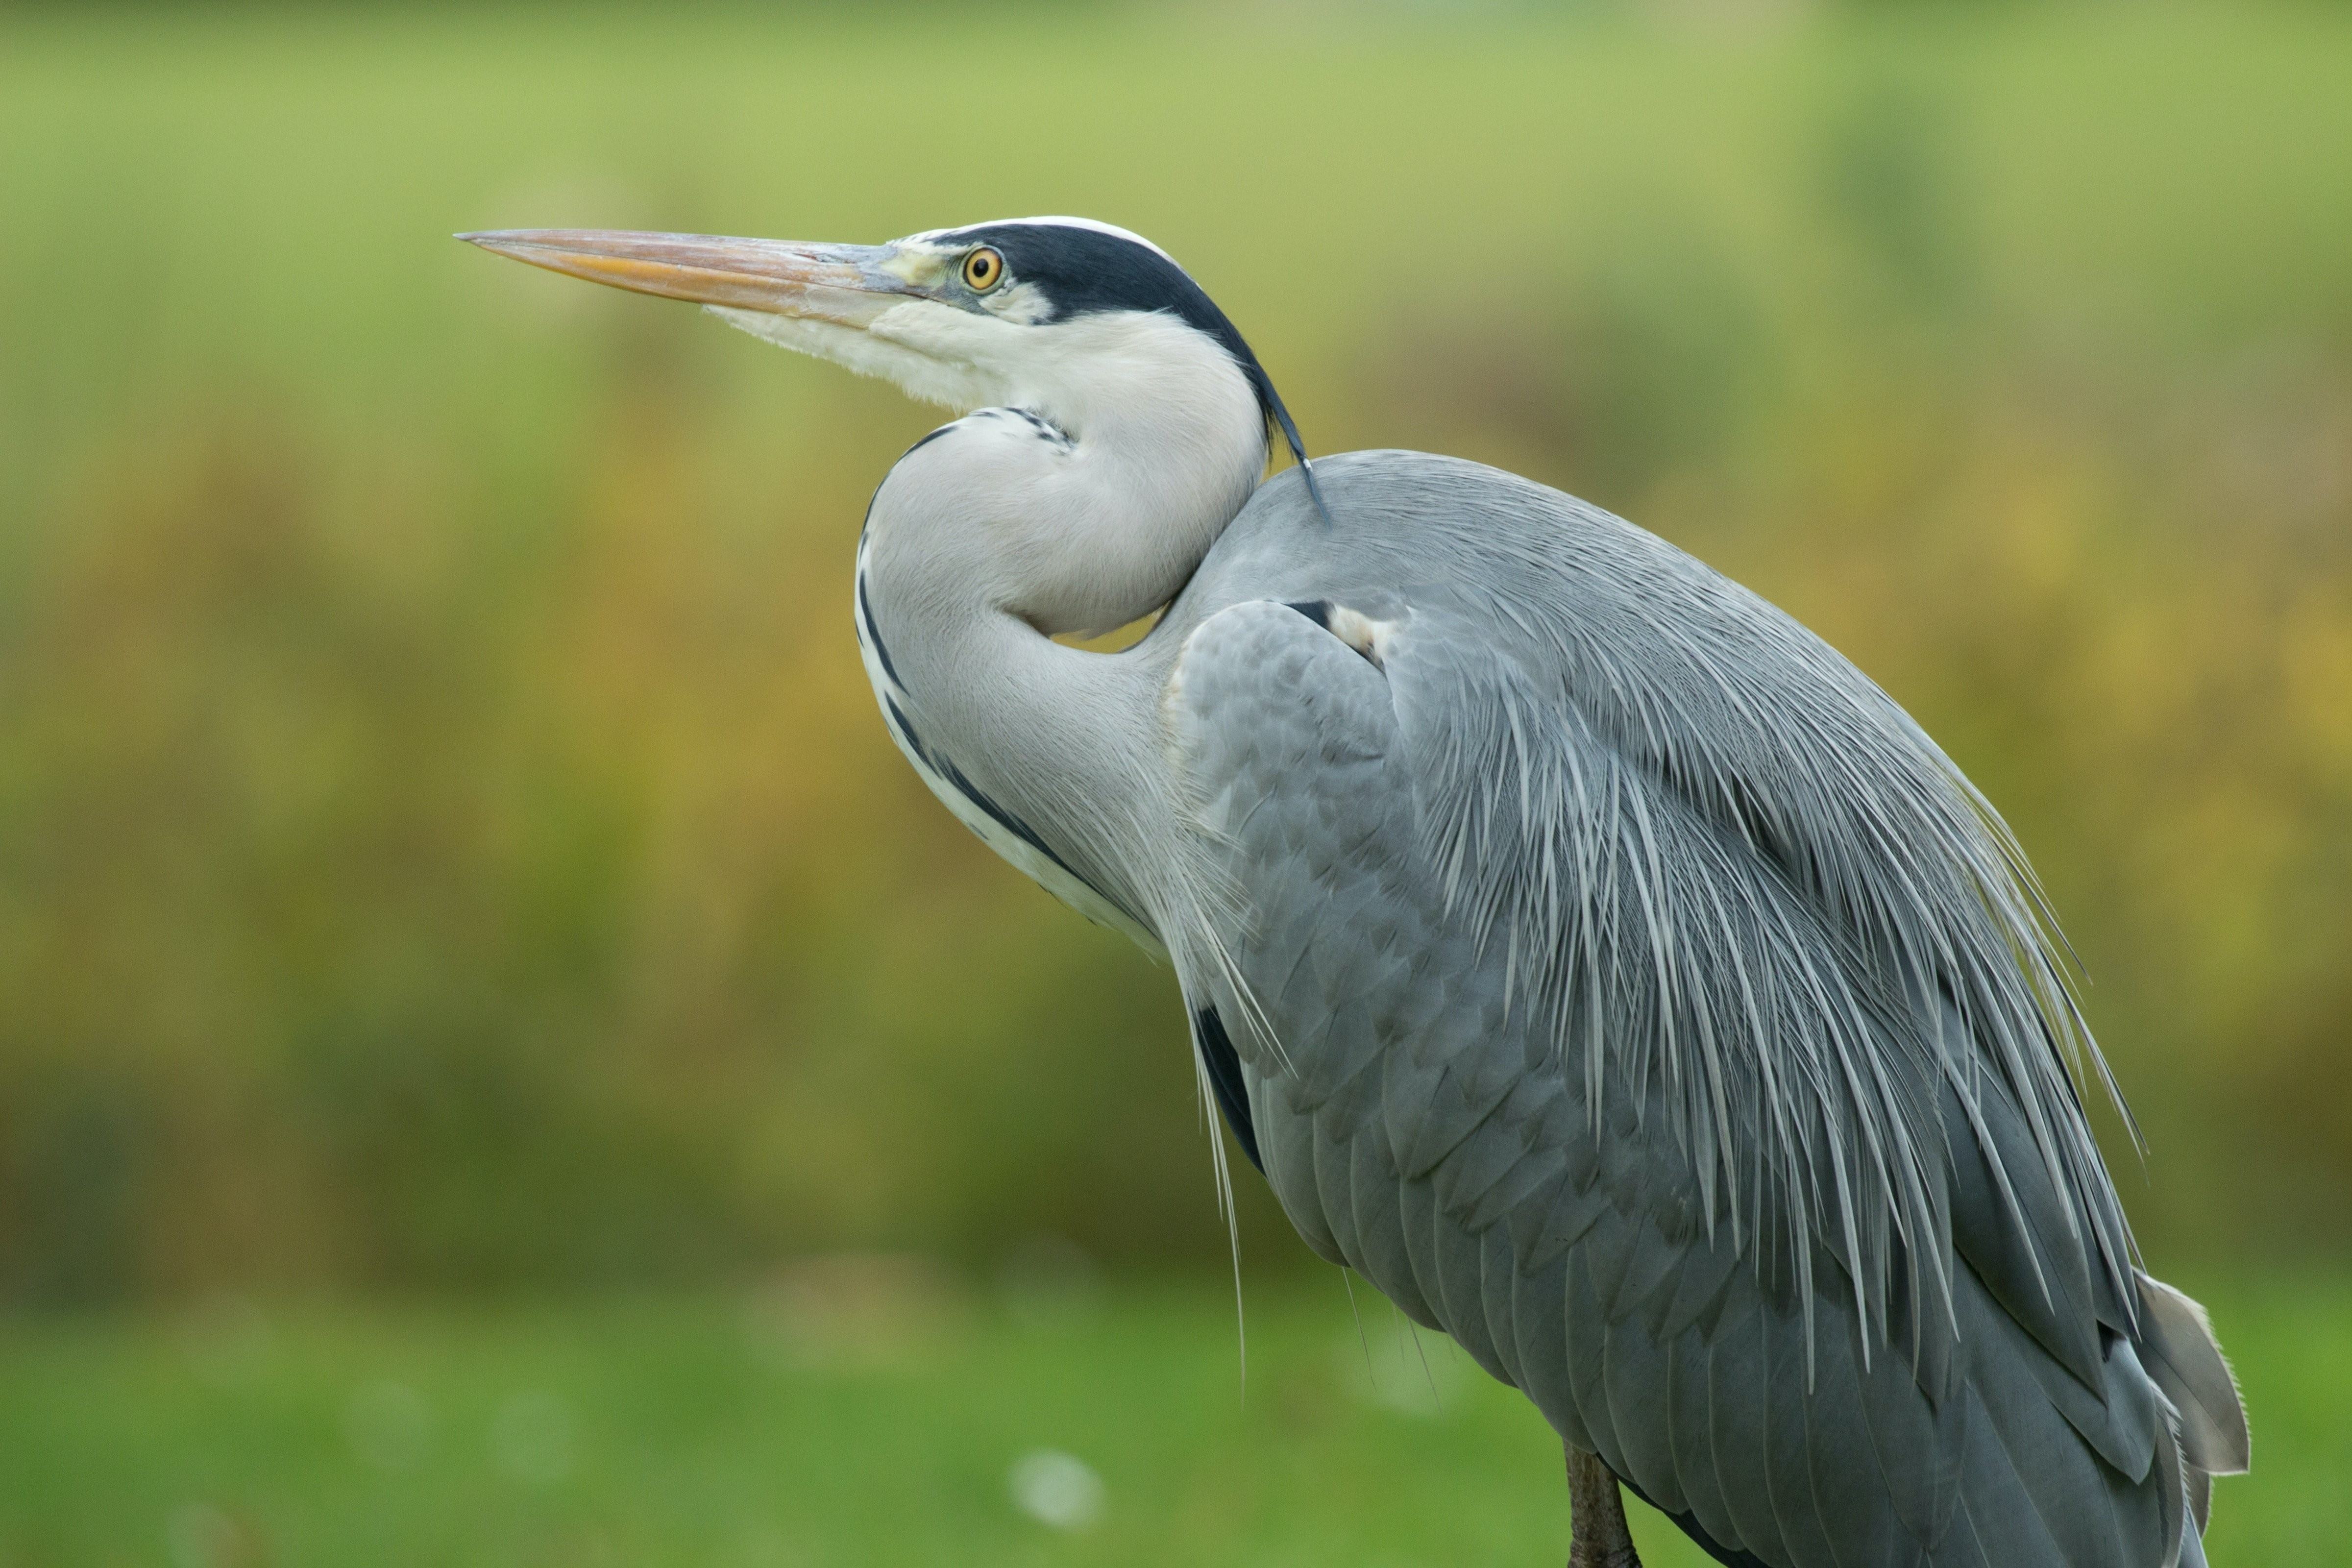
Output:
1 6 2349 1298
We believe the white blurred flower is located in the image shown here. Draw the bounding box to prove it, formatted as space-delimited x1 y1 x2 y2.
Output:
1007 1449 1105 1531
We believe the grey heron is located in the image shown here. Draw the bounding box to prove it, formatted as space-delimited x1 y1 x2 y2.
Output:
462 218 2248 1567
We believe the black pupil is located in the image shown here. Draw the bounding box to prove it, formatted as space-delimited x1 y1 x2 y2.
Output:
972 253 992 281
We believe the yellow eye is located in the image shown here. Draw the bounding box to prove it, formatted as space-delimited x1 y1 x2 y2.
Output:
961 246 1004 292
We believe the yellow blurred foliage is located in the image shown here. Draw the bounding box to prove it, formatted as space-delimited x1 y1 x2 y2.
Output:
0 6 2347 1299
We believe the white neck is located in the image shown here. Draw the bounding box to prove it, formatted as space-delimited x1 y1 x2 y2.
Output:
849 309 1267 942
867 308 1267 635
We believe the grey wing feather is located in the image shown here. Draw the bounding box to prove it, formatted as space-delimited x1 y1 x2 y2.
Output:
1159 454 2243 1567
2135 1273 2252 1478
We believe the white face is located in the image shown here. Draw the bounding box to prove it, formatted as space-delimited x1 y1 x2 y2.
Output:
704 235 1067 414
707 220 1210 425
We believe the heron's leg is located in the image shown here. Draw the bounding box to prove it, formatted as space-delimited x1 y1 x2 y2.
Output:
1566 1445 1642 1568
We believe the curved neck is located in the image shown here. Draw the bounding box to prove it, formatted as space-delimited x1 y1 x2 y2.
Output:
851 311 1270 954
855 392 1260 951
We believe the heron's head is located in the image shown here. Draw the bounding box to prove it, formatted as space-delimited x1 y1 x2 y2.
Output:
461 217 1308 467
464 218 1322 633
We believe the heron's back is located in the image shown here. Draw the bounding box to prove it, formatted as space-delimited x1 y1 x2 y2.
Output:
1155 451 2244 1568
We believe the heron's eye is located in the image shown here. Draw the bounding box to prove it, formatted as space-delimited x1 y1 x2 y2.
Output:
961 247 1004 292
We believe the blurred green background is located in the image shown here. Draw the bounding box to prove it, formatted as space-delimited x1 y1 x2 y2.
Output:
2 2 2349 1564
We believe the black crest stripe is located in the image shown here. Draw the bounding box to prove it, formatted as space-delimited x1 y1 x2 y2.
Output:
930 221 1286 429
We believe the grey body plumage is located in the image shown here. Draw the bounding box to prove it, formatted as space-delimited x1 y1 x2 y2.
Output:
466 216 2248 1567
1161 453 2243 1567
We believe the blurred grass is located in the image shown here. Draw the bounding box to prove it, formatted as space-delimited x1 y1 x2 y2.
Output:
1 2 2351 1301
0 1271 2341 1568
4 1278 2333 1568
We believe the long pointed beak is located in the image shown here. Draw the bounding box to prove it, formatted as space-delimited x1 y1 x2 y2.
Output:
458 230 915 327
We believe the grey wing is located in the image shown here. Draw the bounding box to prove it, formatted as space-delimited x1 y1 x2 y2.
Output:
1164 594 2233 1568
